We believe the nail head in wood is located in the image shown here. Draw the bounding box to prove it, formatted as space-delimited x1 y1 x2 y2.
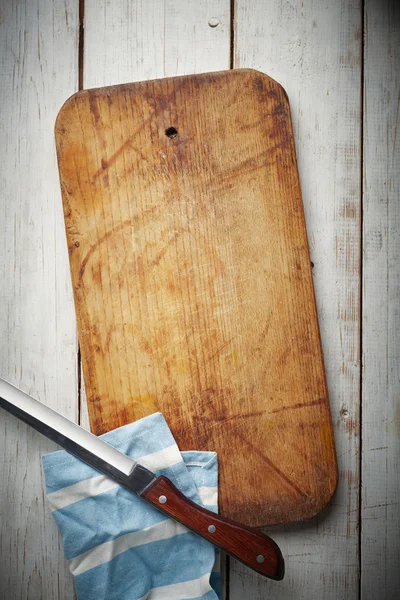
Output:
158 495 167 504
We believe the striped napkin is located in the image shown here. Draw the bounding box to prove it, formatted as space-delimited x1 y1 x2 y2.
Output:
42 412 220 600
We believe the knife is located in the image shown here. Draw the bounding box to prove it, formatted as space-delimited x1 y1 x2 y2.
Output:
0 377 284 580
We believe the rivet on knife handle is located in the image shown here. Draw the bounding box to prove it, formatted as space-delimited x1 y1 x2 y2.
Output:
140 475 285 580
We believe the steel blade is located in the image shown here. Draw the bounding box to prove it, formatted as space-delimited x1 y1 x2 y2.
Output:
0 378 155 494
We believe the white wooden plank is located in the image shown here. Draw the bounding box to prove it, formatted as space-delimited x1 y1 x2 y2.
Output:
231 1 361 598
0 0 79 598
362 1 400 598
84 0 230 88
82 0 231 597
81 1 231 423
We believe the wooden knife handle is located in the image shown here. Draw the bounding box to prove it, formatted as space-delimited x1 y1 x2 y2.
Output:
141 475 285 580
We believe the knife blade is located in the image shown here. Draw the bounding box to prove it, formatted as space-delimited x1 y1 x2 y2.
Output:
0 377 284 580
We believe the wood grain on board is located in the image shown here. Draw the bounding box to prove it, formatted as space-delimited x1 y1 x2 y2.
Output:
230 0 361 598
56 68 337 527
79 0 232 435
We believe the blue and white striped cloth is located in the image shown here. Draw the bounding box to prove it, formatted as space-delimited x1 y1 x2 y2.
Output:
42 413 220 600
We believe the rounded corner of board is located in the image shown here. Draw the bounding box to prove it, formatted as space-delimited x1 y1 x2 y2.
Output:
55 90 87 138
307 470 340 521
237 68 290 104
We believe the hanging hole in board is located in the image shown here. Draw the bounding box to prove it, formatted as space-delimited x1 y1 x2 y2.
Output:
165 126 178 139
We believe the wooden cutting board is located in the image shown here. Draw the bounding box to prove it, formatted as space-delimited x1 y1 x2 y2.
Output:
55 69 337 526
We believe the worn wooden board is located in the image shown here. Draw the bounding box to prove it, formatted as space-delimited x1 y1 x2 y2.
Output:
56 68 337 527
230 0 361 597
362 1 400 598
0 0 79 598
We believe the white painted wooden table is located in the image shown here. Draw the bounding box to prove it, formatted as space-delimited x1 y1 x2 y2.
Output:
0 1 399 598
